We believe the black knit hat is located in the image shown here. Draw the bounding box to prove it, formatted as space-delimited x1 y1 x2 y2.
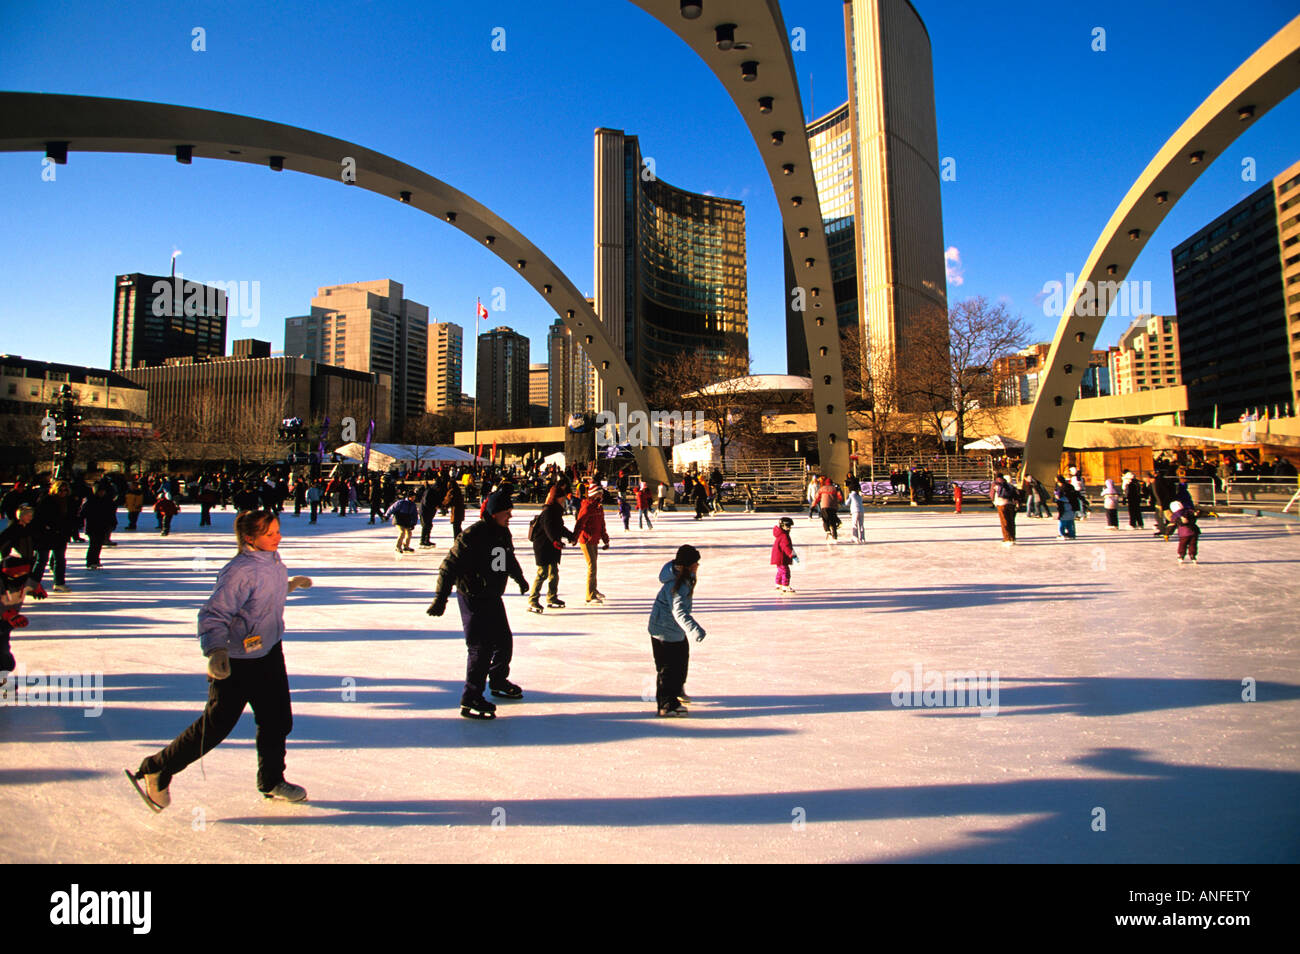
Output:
674 544 701 566
485 489 514 516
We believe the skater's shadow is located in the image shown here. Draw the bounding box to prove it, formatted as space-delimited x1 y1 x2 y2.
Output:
213 747 1300 861
0 767 102 785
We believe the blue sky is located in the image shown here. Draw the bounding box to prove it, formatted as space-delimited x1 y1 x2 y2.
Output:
1 0 1297 394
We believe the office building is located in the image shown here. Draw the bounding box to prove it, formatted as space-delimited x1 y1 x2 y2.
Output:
476 326 530 428
112 273 227 370
1171 159 1299 424
786 0 948 395
547 316 596 427
529 363 549 427
594 127 748 406
426 321 464 413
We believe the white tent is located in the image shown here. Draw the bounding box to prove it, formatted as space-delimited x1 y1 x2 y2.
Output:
963 435 1025 451
542 451 566 468
334 443 487 471
671 433 721 471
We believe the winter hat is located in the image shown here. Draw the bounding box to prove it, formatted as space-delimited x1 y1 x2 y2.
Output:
3 556 32 579
1170 501 1184 512
587 482 604 498
674 544 701 566
484 489 514 516
779 517 794 530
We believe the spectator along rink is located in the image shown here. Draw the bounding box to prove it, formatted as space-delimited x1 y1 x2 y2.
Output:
2 504 1298 864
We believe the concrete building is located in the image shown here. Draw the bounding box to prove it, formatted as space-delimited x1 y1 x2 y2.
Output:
1108 315 1182 395
1277 163 1300 414
993 344 1051 406
832 0 946 389
123 354 392 451
1172 159 1299 425
426 321 464 414
112 273 227 370
287 280 427 431
594 127 748 406
546 315 596 427
475 326 530 428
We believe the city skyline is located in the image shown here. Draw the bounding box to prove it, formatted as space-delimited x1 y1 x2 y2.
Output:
1 1 1298 395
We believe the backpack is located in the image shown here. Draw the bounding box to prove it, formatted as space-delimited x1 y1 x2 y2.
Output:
527 514 540 542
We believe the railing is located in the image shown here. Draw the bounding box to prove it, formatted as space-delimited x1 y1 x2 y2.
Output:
723 458 807 503
1222 475 1300 509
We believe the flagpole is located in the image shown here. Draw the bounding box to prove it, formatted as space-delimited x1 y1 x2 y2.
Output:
472 297 480 470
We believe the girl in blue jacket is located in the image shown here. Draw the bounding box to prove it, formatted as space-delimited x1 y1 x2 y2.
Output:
648 544 705 717
129 510 313 811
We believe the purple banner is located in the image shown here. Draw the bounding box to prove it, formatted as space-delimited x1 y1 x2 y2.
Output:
361 418 375 471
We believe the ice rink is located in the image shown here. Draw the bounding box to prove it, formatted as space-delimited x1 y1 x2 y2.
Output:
3 502 1298 863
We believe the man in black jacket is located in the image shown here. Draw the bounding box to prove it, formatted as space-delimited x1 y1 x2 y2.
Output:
427 490 529 719
417 480 439 548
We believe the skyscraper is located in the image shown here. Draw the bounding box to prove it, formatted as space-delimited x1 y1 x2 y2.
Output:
476 326 530 428
594 127 748 407
1171 159 1299 424
547 316 596 426
785 0 948 394
529 363 549 427
426 321 464 414
112 273 227 370
294 280 428 431
1108 315 1182 395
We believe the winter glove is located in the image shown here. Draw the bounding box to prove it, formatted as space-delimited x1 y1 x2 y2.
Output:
792 554 800 564
602 541 610 550
27 583 48 600
518 579 529 596
695 630 706 643
427 595 448 617
207 648 231 680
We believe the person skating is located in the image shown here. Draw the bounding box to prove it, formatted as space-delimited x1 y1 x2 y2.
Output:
128 510 313 811
771 517 798 593
385 491 420 553
815 477 842 541
32 481 72 593
648 544 705 717
1054 476 1078 540
154 491 179 536
418 481 439 547
426 490 530 719
574 481 610 604
635 482 654 529
527 484 575 613
1123 470 1144 529
442 479 466 541
992 473 1018 546
1169 500 1201 563
1102 478 1121 529
81 484 116 570
847 485 865 543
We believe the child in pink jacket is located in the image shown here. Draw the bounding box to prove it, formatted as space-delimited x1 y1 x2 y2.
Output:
771 517 798 593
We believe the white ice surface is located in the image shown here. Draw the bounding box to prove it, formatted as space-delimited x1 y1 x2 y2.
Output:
2 504 1297 863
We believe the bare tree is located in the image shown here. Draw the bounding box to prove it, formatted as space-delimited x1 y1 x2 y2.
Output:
840 323 905 463
902 297 1033 453
649 342 761 468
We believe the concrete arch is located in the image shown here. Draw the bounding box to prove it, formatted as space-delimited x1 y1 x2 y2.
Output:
0 91 670 486
1022 14 1300 485
630 0 853 481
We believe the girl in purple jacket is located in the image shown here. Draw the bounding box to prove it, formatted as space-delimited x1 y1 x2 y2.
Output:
771 517 798 593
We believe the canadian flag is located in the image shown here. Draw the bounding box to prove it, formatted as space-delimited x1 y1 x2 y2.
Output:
476 301 488 320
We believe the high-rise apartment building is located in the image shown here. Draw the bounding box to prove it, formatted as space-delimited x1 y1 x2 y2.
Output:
476 326 530 428
426 321 464 414
112 273 227 370
1108 315 1182 395
993 344 1050 406
786 0 948 392
594 127 748 407
547 316 596 427
1171 159 1299 424
288 280 428 430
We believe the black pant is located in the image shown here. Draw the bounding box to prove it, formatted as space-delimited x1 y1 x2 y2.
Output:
33 538 67 586
161 513 174 535
651 637 688 710
310 501 320 523
138 642 293 792
456 593 513 704
127 510 140 529
85 531 106 567
0 618 15 671
420 516 433 545
200 503 212 526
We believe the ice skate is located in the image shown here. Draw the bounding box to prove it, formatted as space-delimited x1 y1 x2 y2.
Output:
546 597 565 609
657 704 688 717
261 780 308 802
53 584 70 593
527 601 544 614
125 768 170 812
460 695 497 719
490 680 523 700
